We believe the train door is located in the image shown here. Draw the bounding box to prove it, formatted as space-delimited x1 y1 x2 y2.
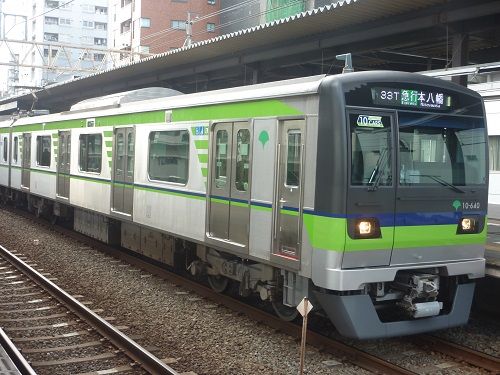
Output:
111 127 134 217
208 122 251 250
21 133 31 191
273 120 305 266
56 131 71 199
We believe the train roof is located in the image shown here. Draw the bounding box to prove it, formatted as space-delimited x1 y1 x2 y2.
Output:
10 71 482 128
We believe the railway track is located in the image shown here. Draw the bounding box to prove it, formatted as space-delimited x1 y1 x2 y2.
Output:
5 206 500 374
0 243 178 375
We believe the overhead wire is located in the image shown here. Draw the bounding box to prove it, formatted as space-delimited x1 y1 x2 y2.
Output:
146 0 308 53
140 0 257 43
4 0 77 37
140 0 259 43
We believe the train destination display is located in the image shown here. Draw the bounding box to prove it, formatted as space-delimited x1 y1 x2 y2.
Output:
371 87 452 110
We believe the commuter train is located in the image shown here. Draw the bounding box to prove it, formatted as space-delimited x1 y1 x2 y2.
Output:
0 72 488 339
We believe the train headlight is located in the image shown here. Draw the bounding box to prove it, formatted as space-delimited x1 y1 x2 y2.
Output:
358 220 372 235
457 217 478 234
350 218 381 239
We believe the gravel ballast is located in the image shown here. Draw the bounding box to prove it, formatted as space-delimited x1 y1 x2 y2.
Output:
0 209 368 375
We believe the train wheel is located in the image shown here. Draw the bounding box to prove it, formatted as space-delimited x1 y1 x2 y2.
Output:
207 275 229 293
272 300 298 321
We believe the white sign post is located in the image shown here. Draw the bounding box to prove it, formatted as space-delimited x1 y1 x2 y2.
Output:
297 297 313 375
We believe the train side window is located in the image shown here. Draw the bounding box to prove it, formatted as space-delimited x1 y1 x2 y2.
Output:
13 137 18 162
36 135 51 167
79 134 102 173
2 137 7 162
148 130 189 184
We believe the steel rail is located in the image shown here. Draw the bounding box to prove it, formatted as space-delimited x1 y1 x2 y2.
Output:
0 244 178 375
415 335 500 373
0 328 37 375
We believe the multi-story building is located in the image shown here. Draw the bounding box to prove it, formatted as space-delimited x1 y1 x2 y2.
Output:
28 0 110 87
109 0 220 56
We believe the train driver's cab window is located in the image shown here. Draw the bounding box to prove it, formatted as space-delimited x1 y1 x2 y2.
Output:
350 113 392 186
148 130 189 184
2 137 7 162
13 137 18 163
79 134 102 173
36 135 51 167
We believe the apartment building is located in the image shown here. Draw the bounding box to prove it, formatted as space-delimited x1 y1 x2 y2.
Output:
109 0 220 56
29 0 110 86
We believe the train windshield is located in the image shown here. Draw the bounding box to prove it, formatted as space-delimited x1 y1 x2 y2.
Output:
398 112 486 186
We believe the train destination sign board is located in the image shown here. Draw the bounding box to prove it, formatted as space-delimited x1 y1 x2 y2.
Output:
371 87 452 110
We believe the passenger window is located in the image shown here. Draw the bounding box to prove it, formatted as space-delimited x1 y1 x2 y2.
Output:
235 129 250 192
36 135 51 167
13 137 18 162
79 134 102 173
2 137 7 162
148 130 189 184
214 130 228 188
286 131 301 187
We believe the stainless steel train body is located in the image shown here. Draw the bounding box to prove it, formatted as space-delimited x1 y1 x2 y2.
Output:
0 72 488 339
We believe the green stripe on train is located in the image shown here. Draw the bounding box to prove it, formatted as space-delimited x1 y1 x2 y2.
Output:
171 100 303 122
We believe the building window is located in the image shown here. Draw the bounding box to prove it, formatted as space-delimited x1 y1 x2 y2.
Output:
79 134 102 173
95 22 107 30
207 23 215 32
36 136 51 167
60 18 72 25
13 137 18 163
121 0 132 7
120 20 131 34
2 137 7 162
94 37 107 46
140 18 151 28
208 0 216 4
44 16 58 25
82 20 94 28
44 32 58 42
171 20 186 30
95 6 108 15
43 48 58 57
45 1 59 8
148 130 189 184
94 53 105 61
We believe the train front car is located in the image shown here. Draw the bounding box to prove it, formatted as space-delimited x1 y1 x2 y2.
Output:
312 71 487 339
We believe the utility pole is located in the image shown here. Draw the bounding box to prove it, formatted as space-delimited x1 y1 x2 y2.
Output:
183 12 193 48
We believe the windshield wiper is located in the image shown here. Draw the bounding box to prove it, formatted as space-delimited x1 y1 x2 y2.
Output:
368 148 389 191
416 174 465 193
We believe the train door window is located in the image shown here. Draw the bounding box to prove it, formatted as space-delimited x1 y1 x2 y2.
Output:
79 134 102 173
148 130 189 184
286 131 301 187
235 129 250 192
127 132 134 174
36 135 51 167
13 137 18 162
116 132 125 174
2 137 7 161
215 130 228 188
